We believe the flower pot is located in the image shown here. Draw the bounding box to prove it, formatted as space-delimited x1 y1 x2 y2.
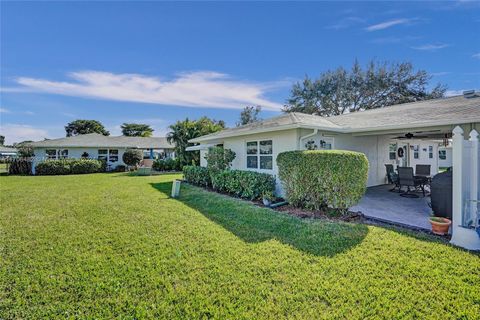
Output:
262 198 272 207
429 217 451 235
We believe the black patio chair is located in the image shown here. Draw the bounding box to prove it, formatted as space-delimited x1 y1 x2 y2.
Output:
385 164 400 192
398 167 426 198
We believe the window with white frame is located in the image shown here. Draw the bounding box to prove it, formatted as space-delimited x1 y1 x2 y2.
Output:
98 149 108 161
46 149 57 159
58 149 68 159
428 146 433 159
413 145 419 159
439 150 447 160
246 140 273 170
108 149 119 162
388 143 397 160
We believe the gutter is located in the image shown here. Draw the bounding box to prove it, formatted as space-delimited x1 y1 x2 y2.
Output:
299 129 318 148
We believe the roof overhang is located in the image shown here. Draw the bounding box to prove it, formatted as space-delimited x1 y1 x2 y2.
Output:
185 143 217 151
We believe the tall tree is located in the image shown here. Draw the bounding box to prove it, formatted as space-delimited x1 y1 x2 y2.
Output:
237 106 262 126
283 60 447 116
13 141 34 157
167 117 225 166
0 135 4 145
65 120 110 137
121 123 154 137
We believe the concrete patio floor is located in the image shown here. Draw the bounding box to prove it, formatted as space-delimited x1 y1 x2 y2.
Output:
351 185 432 230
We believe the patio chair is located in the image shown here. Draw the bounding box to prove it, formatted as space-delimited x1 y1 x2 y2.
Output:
398 167 426 198
415 164 431 177
385 164 400 192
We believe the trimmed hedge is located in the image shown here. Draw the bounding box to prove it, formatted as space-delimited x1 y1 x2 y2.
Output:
8 159 32 175
183 166 275 200
35 159 104 175
277 150 368 211
153 158 182 172
183 166 211 187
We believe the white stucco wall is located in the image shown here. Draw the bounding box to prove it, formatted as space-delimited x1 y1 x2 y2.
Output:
438 147 453 168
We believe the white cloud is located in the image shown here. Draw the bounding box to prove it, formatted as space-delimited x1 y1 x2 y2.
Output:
431 72 451 76
472 53 480 59
411 43 450 51
0 124 51 144
326 17 365 30
365 18 412 31
23 111 35 116
0 108 11 113
10 70 284 111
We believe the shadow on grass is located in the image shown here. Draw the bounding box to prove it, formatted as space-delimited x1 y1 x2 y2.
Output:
150 181 370 257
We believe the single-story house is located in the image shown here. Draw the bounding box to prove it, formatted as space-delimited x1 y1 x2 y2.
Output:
30 133 175 171
0 146 18 158
189 93 480 192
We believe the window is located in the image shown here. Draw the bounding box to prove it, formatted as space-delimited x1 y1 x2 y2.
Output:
428 146 433 159
413 145 419 159
246 140 273 170
388 143 397 160
109 149 119 162
46 149 57 159
98 149 108 161
58 149 68 159
439 150 447 160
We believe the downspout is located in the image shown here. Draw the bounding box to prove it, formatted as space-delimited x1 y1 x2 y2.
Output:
299 129 318 150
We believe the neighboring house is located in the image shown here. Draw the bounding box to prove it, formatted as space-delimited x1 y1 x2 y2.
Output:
0 146 18 158
30 133 175 172
189 93 480 192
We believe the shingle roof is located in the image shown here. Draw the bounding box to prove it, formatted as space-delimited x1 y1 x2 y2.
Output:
0 146 18 153
30 134 174 149
190 95 480 142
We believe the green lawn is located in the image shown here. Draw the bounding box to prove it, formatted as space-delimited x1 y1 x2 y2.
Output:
1 173 479 319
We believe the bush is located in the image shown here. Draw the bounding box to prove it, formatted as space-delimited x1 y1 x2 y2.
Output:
183 166 211 187
8 159 32 175
210 170 275 200
71 159 102 174
122 149 143 167
114 165 127 172
153 158 182 172
205 147 236 171
183 166 275 201
277 150 368 211
35 159 104 175
35 160 71 175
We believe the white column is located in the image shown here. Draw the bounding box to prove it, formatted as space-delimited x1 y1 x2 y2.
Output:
470 130 479 223
450 126 480 250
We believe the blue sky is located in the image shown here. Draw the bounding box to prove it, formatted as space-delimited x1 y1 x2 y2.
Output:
1 1 479 144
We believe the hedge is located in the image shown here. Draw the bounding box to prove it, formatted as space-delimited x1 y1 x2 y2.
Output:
277 150 368 211
183 166 211 187
183 166 275 201
35 159 104 175
8 159 32 175
153 158 182 172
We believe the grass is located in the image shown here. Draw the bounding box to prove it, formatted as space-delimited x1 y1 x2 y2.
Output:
1 173 479 319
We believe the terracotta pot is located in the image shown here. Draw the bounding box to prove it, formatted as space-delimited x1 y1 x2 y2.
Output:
429 217 452 235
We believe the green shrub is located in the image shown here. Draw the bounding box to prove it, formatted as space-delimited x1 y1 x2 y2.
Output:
35 159 104 175
8 159 32 175
122 149 143 167
210 170 276 200
114 165 127 172
277 150 368 211
71 159 102 174
153 158 182 172
183 166 211 187
205 147 236 171
35 160 71 175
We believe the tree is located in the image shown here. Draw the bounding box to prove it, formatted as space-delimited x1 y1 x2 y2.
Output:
283 60 447 116
167 117 225 166
237 106 262 126
121 123 154 137
122 149 143 167
0 135 4 145
65 120 110 137
13 141 34 157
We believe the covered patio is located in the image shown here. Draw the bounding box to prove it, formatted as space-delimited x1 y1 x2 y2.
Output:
351 185 432 230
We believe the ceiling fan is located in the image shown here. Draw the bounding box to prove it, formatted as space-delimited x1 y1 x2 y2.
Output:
394 132 429 140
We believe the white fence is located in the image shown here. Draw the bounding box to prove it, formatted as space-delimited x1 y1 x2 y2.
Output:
451 126 480 250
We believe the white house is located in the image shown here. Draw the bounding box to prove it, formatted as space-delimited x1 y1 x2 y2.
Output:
189 94 480 191
189 93 480 249
30 133 175 171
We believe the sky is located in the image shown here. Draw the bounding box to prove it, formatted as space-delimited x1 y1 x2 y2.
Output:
1 1 479 144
